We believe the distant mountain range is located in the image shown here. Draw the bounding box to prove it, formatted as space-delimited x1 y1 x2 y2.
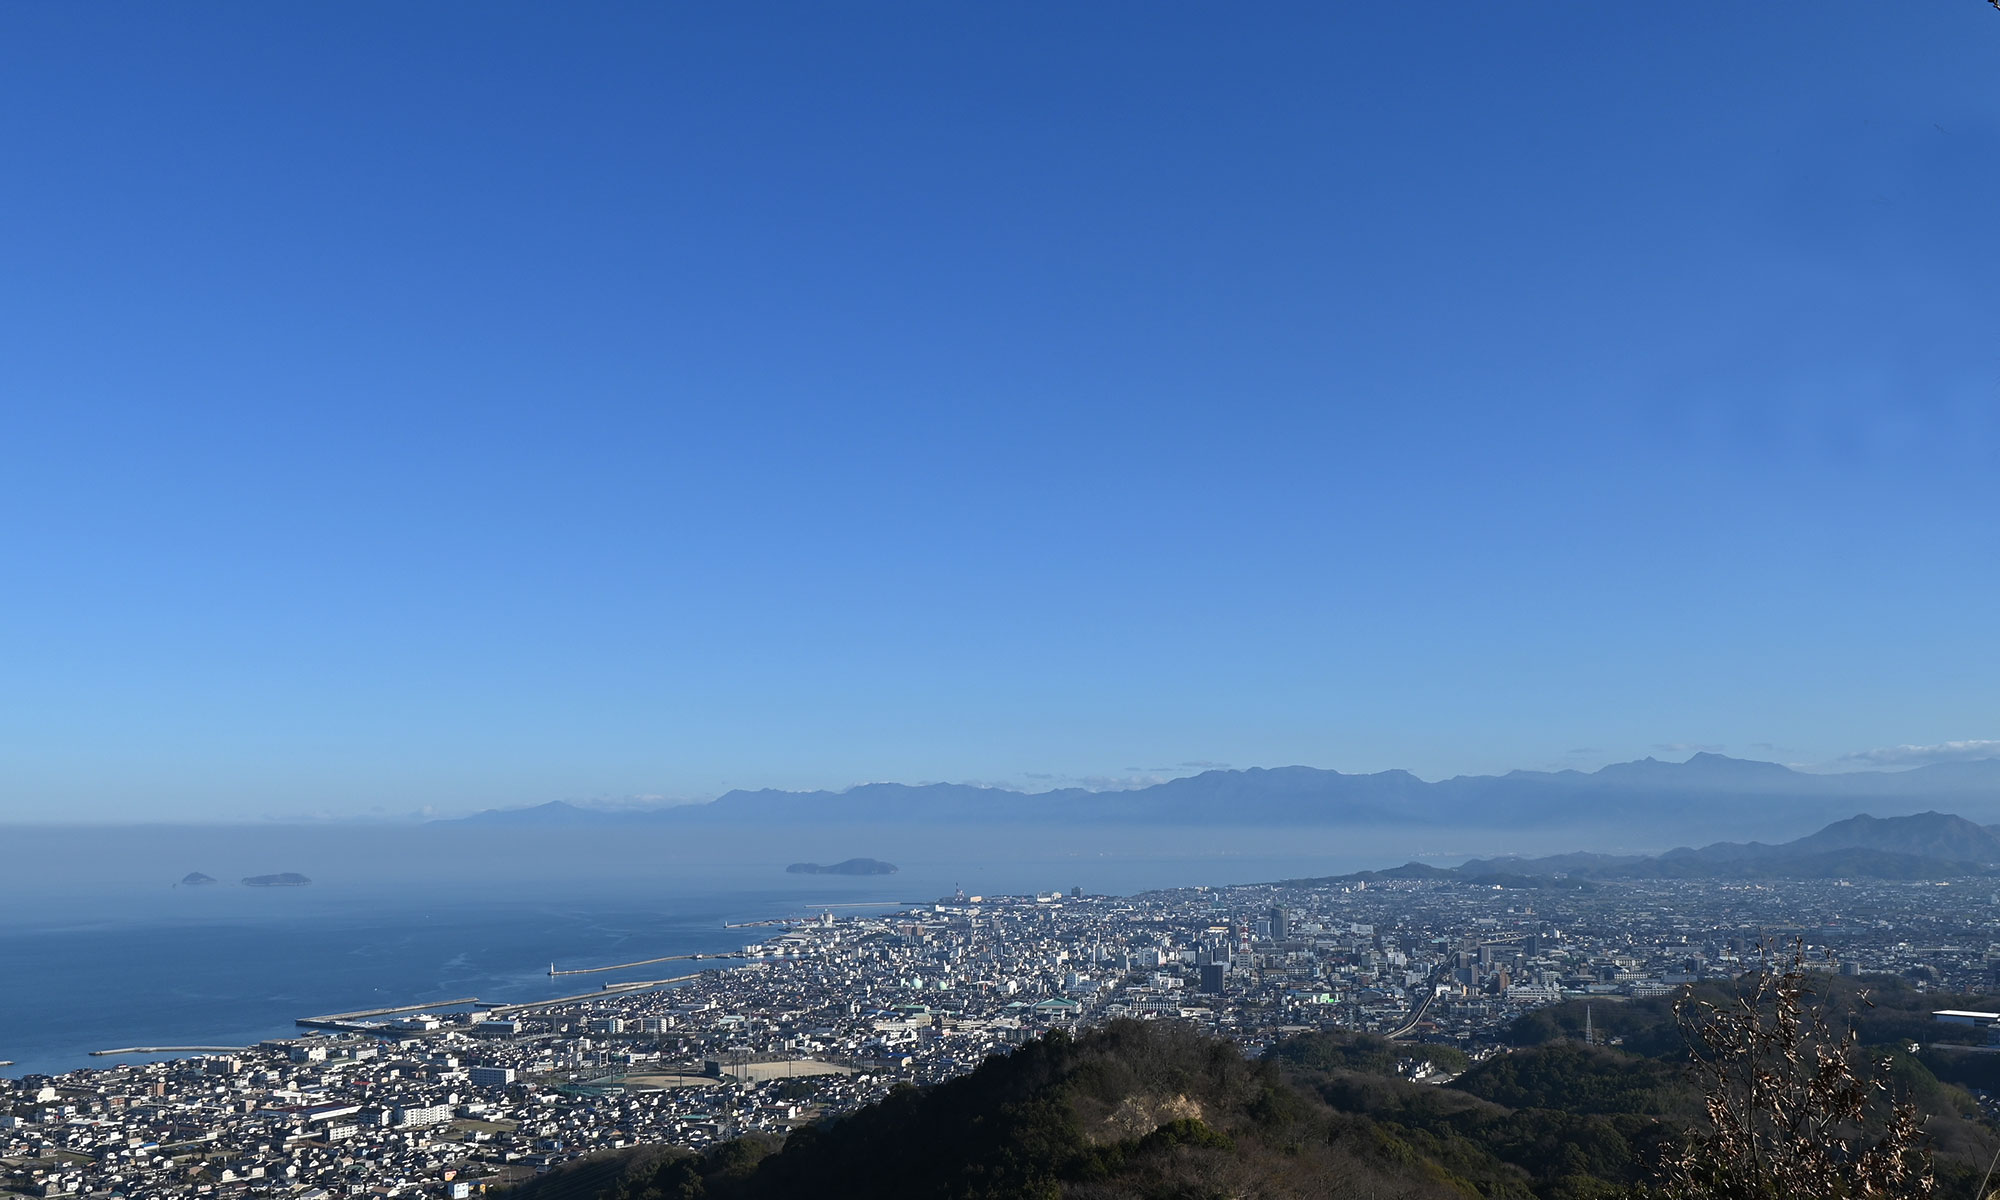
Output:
1321 810 2000 884
442 753 2000 833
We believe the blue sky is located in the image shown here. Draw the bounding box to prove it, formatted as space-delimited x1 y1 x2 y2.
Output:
3 4 1996 822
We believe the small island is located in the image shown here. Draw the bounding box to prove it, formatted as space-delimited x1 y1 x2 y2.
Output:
786 858 897 876
241 873 312 888
179 872 218 886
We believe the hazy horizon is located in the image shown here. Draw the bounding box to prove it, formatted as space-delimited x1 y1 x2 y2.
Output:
12 748 2000 833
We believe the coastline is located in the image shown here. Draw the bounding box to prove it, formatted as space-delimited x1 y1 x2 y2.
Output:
1 897 909 1082
0 824 1410 1080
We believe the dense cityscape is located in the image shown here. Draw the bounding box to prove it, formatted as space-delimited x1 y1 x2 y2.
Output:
8 869 1999 1200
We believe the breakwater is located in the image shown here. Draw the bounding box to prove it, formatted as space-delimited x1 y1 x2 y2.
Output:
92 1045 244 1057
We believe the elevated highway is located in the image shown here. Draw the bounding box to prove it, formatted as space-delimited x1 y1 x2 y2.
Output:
1386 965 1453 1040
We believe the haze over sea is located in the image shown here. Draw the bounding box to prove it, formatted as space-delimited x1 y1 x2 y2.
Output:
0 820 1501 1080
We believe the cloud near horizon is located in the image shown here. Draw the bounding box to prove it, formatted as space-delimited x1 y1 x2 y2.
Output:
1839 739 2000 769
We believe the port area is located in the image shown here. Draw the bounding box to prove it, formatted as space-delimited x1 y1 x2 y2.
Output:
721 901 904 929
546 951 722 977
294 970 720 1035
278 921 828 1041
295 998 484 1033
484 972 706 1017
90 1045 245 1057
82 972 722 1063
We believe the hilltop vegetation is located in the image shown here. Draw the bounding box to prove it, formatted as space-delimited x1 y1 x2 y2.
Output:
1264 1029 1469 1079
517 1021 1499 1199
507 978 2000 1200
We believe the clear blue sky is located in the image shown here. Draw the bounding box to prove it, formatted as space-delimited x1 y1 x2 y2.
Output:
3 4 1996 822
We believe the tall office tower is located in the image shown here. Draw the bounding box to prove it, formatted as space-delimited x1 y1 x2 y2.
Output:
1269 906 1290 939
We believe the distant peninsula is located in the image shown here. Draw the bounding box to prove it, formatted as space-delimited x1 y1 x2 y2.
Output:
1294 811 2000 888
179 872 217 886
241 873 312 888
786 858 897 876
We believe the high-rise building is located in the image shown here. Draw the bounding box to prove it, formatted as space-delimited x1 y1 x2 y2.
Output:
1269 906 1290 940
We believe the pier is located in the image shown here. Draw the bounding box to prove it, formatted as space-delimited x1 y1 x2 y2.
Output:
297 997 483 1032
723 902 897 929
304 998 482 1022
92 1045 244 1057
548 952 715 977
290 967 731 1035
550 948 815 975
605 971 701 990
485 972 703 1016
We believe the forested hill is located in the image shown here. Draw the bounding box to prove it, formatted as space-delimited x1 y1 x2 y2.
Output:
506 1022 1496 1199
505 986 2000 1200
1314 810 2000 884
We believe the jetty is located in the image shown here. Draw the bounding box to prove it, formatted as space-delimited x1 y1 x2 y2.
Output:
304 998 481 1023
723 902 898 929
92 1045 244 1057
605 971 701 990
486 973 703 1016
297 997 483 1032
548 952 715 977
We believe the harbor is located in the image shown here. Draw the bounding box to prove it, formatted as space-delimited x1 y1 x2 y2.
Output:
296 998 484 1033
90 1045 245 1057
293 963 730 1033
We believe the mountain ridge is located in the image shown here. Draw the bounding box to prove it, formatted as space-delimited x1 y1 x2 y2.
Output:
443 753 2000 831
1426 810 2000 882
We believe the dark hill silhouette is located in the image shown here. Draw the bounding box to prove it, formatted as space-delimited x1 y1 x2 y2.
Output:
1429 810 2000 882
1782 811 2000 861
496 1007 1999 1200
503 1022 1495 1199
500 1021 1633 1199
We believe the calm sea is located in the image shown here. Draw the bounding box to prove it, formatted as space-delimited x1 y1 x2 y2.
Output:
0 817 1604 1078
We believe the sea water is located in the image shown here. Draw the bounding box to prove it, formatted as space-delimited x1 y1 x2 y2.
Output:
0 818 1551 1078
